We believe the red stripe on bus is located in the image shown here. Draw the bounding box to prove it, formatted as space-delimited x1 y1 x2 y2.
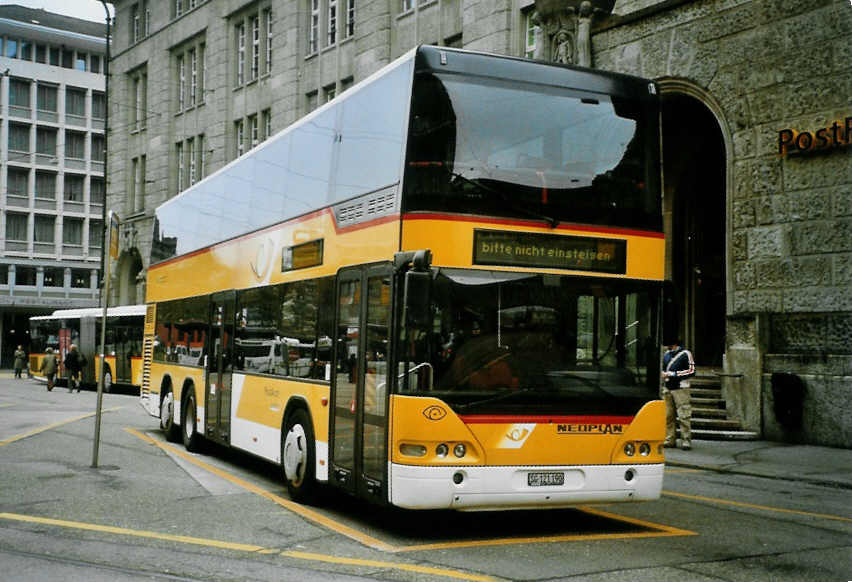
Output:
458 414 635 424
402 213 665 239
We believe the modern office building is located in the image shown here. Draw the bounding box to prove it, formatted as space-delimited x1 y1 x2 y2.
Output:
107 0 849 447
0 6 106 366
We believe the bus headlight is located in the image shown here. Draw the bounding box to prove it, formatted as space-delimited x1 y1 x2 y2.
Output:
400 444 427 457
453 443 466 458
624 442 636 456
639 443 651 456
436 443 449 458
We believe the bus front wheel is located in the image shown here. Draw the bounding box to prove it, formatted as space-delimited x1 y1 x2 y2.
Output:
160 390 180 443
282 409 317 503
182 392 203 453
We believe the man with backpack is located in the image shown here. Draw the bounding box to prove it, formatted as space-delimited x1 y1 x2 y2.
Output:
65 344 86 393
661 338 695 450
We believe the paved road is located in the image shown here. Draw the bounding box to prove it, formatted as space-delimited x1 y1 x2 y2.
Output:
1 376 850 581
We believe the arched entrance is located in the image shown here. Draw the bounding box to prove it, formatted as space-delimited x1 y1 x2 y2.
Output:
117 249 144 305
661 90 727 366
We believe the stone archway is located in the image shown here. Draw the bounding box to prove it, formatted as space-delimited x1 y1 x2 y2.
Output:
658 80 731 367
116 249 144 306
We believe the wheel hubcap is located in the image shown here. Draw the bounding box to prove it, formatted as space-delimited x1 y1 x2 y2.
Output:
161 393 173 428
283 424 307 485
184 403 195 438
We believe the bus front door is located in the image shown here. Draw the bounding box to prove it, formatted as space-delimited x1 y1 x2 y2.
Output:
206 291 235 444
331 265 392 501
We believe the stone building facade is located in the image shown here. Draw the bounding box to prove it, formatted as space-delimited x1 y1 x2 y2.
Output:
106 0 851 447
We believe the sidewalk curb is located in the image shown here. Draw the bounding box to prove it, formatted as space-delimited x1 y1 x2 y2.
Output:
666 460 852 491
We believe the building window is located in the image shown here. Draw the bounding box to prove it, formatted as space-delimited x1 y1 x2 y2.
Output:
345 0 355 38
341 76 354 93
402 0 413 12
235 119 245 157
91 178 105 205
88 221 103 250
262 109 272 141
61 48 73 69
265 9 273 74
7 169 29 198
9 79 30 110
92 92 105 119
132 3 141 43
309 0 319 54
66 87 86 117
198 134 206 178
16 267 37 285
131 156 146 212
251 15 260 81
306 90 318 112
65 131 86 160
8 123 30 153
92 134 105 163
5 38 18 58
176 142 184 193
35 44 47 63
177 54 185 110
524 11 539 59
36 127 57 157
188 137 197 185
5 213 28 241
131 70 148 131
35 171 56 200
236 22 246 86
49 46 59 65
324 85 336 103
91 54 102 74
248 115 259 149
63 218 83 245
64 174 85 202
42 267 62 287
34 215 55 243
189 48 198 105
328 0 338 46
37 84 58 114
75 52 87 71
175 0 183 17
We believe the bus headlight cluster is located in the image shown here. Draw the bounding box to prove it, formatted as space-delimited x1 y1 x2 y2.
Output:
400 444 427 457
435 443 466 458
623 442 652 456
436 443 449 457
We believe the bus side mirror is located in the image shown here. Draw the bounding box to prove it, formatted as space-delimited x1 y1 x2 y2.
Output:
404 270 431 327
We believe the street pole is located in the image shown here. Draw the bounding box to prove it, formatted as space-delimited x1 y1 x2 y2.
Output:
92 211 118 467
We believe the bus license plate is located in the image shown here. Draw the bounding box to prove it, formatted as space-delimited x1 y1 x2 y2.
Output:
528 472 564 487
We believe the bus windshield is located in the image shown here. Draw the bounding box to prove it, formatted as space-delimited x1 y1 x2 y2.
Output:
398 269 661 416
403 72 661 231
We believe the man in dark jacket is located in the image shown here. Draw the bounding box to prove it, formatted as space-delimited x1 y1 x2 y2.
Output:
661 339 695 450
65 344 85 393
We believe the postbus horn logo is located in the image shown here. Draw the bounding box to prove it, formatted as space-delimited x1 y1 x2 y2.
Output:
422 405 447 421
250 238 274 282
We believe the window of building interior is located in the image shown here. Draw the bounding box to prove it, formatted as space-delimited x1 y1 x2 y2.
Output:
35 171 56 200
64 174 84 201
63 218 83 246
524 10 539 58
5 38 17 58
43 267 64 287
251 15 260 80
324 85 335 103
177 54 185 110
265 9 273 74
91 54 101 74
9 79 30 109
345 0 355 39
92 134 105 162
131 69 148 131
249 115 258 149
66 87 86 117
16 266 37 286
37 84 58 113
262 109 272 141
65 131 86 160
49 47 59 66
189 48 198 105
75 52 87 71
188 137 196 185
235 119 245 157
236 21 246 85
7 168 29 198
36 127 57 157
34 215 55 243
92 92 105 119
176 141 184 193
8 123 30 153
91 178 105 205
306 90 318 112
309 0 319 54
88 221 103 250
5 213 28 241
328 0 338 46
72 268 90 288
35 44 47 63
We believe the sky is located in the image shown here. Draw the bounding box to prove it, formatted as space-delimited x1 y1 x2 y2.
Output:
2 0 112 23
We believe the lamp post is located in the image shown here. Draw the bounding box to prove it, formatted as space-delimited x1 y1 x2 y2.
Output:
92 0 112 468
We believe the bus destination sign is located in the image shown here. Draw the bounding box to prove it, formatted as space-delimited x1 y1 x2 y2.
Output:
473 230 626 274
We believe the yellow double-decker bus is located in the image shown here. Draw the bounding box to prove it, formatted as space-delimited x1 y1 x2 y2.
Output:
142 46 667 510
30 305 145 392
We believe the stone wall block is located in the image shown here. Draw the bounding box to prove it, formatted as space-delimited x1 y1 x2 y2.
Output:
792 255 832 287
687 46 719 88
613 41 642 74
697 2 759 43
751 158 782 195
747 87 785 125
782 153 849 191
834 253 852 286
734 259 756 289
782 2 849 50
827 313 852 350
755 258 792 287
748 224 786 257
780 43 833 81
833 185 852 217
732 128 755 159
782 286 851 312
755 195 785 224
788 188 831 222
791 219 852 255
727 315 756 346
732 230 748 260
733 199 756 228
746 289 783 312
640 31 670 78
783 76 847 119
733 159 754 199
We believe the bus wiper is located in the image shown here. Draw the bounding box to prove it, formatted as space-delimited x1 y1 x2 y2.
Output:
450 171 560 228
455 387 540 412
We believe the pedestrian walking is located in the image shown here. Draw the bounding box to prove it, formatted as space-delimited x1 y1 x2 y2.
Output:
65 344 85 393
13 345 27 379
661 338 695 450
40 347 58 391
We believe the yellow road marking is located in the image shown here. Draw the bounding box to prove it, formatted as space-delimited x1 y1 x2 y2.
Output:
128 428 695 553
0 407 123 447
0 512 500 582
665 468 704 474
126 428 397 552
663 490 852 523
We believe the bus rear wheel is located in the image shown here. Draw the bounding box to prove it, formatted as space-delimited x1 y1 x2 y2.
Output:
282 409 318 503
160 390 180 443
182 392 203 453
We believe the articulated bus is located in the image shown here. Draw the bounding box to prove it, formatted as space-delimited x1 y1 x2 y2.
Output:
142 46 666 510
30 305 145 392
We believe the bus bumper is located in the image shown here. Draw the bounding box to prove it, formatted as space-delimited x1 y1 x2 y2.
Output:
389 462 664 510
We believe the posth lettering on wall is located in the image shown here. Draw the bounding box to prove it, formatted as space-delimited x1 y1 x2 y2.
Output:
778 116 851 156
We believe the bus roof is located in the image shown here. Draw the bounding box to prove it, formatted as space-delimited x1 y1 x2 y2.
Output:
30 304 147 321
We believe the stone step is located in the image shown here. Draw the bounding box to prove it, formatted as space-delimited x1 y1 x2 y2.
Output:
692 406 728 418
690 387 722 397
692 417 744 430
690 428 760 441
691 396 725 407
